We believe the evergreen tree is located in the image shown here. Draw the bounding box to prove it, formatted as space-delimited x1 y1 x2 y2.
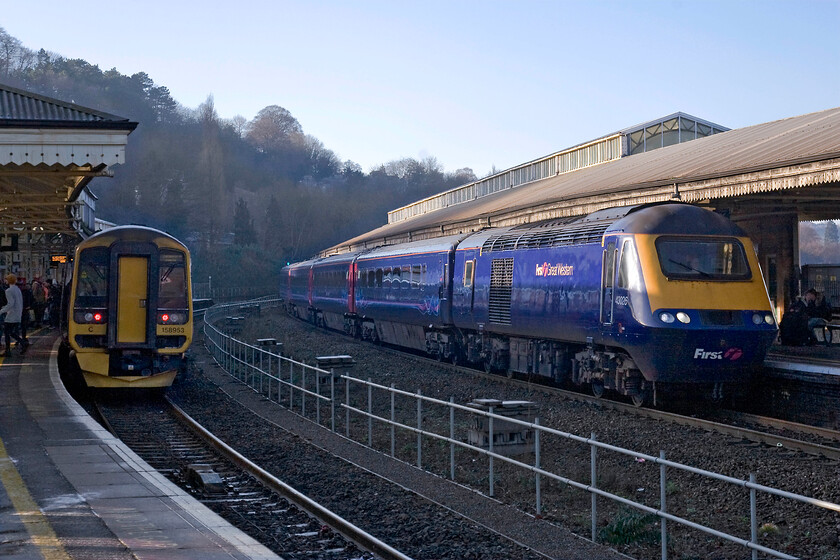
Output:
234 197 257 246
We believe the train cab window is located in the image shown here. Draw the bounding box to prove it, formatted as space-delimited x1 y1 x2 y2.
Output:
75 246 109 308
159 250 188 308
464 260 475 288
617 240 641 290
656 237 751 281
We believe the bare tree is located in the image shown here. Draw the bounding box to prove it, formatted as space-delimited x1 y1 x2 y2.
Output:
245 105 304 152
229 115 247 137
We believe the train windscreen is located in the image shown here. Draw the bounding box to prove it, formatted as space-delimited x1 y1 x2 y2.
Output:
74 247 109 308
655 237 751 281
159 250 188 309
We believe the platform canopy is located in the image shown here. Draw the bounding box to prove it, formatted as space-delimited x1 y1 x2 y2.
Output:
327 107 840 255
0 83 137 236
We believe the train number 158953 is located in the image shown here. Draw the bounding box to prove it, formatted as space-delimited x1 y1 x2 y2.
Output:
160 326 186 334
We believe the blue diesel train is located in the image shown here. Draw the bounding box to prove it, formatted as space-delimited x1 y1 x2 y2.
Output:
283 203 778 405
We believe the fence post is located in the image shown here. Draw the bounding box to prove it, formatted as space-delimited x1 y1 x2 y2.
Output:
316 366 321 426
278 357 283 404
289 360 294 409
450 397 455 481
330 368 336 432
368 378 373 447
660 450 667 560
750 473 758 560
417 390 422 469
345 376 350 438
535 417 541 516
591 432 597 542
391 384 396 458
301 366 306 417
489 407 495 497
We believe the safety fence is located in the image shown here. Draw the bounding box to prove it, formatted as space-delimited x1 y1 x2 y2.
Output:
192 282 276 302
202 299 839 560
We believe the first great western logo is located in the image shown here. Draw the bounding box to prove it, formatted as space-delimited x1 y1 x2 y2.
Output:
536 262 574 277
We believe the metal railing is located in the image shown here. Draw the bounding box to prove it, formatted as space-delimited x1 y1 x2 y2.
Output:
202 303 839 560
192 282 276 302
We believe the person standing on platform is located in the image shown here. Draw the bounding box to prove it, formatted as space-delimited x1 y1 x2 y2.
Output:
31 278 46 327
1 273 29 357
19 278 31 343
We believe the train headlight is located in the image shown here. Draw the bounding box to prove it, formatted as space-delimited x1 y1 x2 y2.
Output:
752 313 763 325
158 311 188 325
659 312 675 324
676 312 691 324
764 313 775 325
74 310 107 324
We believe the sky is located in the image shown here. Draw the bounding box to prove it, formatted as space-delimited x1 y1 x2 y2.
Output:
2 0 839 177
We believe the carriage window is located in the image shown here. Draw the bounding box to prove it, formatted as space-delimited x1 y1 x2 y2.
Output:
75 246 109 308
392 266 401 289
402 265 411 288
159 250 188 308
617 240 641 290
412 265 421 288
656 237 751 280
463 260 475 288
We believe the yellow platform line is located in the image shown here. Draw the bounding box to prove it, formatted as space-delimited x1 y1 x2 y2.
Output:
0 437 71 560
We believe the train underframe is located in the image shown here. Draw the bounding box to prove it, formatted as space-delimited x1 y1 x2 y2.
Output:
290 304 665 406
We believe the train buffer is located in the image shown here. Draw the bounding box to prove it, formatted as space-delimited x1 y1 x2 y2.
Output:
467 399 539 456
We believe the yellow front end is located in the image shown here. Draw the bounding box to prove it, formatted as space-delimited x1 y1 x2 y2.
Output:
67 225 193 389
634 234 774 314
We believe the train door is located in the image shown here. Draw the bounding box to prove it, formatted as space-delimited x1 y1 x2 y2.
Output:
109 242 158 348
117 256 149 343
453 250 477 323
600 240 617 326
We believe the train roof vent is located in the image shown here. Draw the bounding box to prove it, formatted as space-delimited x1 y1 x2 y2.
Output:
481 221 611 253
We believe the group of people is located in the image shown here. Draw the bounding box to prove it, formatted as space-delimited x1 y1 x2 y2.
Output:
779 288 834 346
0 274 62 357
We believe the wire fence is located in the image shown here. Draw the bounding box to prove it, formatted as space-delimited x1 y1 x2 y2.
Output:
202 299 839 560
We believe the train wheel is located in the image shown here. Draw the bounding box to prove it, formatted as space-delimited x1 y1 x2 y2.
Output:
591 380 605 398
630 391 647 407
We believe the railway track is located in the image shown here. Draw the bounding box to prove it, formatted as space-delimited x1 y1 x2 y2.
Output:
194 307 840 559
93 395 409 560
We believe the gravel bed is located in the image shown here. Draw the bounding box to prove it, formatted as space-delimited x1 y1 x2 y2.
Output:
169 351 562 559
184 311 840 560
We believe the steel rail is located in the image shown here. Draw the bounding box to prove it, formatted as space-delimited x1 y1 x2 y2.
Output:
165 398 414 560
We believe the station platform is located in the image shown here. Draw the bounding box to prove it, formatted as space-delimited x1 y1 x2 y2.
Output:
0 329 279 560
765 342 840 379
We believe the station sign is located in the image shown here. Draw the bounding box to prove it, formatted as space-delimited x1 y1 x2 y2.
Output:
50 255 71 267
